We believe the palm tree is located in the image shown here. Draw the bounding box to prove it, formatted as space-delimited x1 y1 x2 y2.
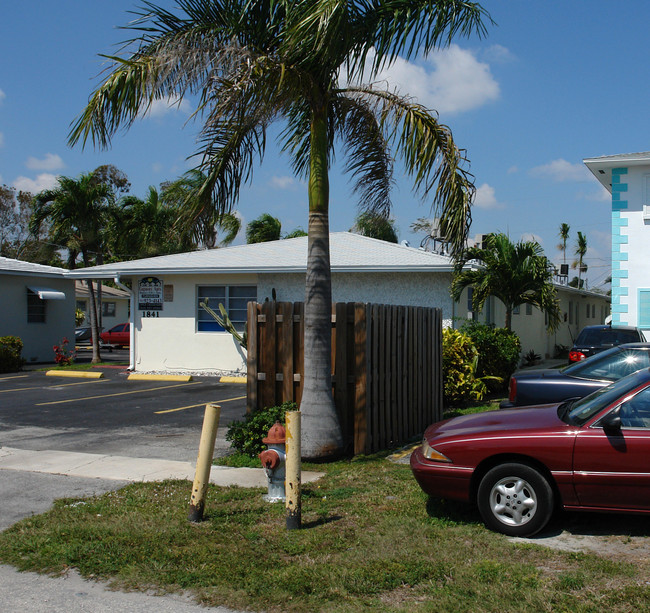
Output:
451 233 561 332
161 170 241 248
573 231 588 288
113 187 197 258
30 173 115 363
351 211 398 243
68 0 489 458
558 223 570 264
246 213 282 244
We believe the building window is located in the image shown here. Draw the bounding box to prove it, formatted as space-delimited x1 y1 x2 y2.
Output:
592 304 596 318
513 305 520 315
76 300 86 313
102 302 116 317
197 285 257 333
525 304 532 316
639 289 650 328
27 290 46 323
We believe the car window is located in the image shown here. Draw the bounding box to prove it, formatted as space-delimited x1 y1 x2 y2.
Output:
576 328 641 346
618 387 650 428
567 370 650 426
565 348 650 381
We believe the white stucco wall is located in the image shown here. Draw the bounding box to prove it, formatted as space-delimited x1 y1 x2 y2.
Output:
126 273 255 374
0 274 75 363
257 271 457 326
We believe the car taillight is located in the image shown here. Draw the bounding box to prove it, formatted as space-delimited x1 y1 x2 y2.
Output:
508 377 516 402
568 350 586 362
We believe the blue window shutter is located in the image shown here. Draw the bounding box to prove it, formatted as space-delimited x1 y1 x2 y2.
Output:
639 289 650 327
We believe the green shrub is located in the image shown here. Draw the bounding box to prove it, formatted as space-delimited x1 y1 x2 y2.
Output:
0 336 25 373
225 401 296 458
442 328 485 406
460 321 521 391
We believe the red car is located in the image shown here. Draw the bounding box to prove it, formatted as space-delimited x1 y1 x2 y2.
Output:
99 323 130 348
411 368 650 536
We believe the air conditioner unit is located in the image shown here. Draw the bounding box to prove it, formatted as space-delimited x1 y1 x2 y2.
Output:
560 264 569 276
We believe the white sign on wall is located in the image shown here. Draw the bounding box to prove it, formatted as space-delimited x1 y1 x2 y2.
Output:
138 277 163 317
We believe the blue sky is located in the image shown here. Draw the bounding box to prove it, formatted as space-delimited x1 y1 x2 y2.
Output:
3 2 649 291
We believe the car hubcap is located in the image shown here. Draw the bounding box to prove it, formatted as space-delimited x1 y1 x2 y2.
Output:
489 476 537 526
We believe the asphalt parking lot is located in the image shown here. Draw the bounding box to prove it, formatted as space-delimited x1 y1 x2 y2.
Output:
0 367 248 461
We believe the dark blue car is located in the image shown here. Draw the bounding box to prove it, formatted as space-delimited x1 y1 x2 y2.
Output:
501 343 650 408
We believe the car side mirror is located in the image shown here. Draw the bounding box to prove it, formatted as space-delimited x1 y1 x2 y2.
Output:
601 409 622 432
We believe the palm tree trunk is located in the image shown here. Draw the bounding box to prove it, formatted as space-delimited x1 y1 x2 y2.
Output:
299 106 344 460
505 307 512 331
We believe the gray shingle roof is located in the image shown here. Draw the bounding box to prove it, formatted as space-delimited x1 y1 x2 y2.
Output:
66 232 455 278
0 256 68 278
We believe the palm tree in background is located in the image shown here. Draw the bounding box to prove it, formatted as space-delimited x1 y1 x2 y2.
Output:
558 223 570 265
30 174 115 363
246 213 282 244
351 211 398 243
451 233 561 332
573 231 588 288
161 170 241 248
68 0 490 458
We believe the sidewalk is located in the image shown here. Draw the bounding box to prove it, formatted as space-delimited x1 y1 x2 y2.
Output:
0 446 324 487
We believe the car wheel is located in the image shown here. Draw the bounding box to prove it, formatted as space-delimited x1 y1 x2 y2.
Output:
477 463 553 537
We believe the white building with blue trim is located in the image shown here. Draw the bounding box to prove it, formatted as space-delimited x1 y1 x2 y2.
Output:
585 152 650 334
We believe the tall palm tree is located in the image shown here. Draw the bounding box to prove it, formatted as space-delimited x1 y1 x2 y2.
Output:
451 233 561 332
161 170 241 248
68 0 490 458
558 222 570 265
573 231 588 288
30 173 115 363
246 213 282 244
351 211 398 243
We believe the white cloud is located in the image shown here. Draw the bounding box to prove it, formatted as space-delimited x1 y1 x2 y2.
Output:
0 89 5 104
0 132 4 148
507 165 518 174
140 95 191 119
13 173 58 193
270 175 297 190
350 44 499 114
151 162 163 173
26 153 65 171
529 159 592 182
482 44 516 64
473 183 505 210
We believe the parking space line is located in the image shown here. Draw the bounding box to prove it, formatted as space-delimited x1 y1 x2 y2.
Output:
154 395 246 414
0 375 29 381
0 379 108 394
35 381 202 406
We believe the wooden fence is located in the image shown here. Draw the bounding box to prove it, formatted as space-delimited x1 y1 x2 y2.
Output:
246 301 442 454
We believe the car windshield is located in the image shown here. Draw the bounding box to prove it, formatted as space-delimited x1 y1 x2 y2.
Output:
564 369 650 426
575 328 640 346
561 346 650 381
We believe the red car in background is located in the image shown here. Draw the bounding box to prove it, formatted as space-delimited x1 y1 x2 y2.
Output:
100 323 130 348
411 368 650 536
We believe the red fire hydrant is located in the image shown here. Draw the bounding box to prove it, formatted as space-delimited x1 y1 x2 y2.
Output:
259 421 286 502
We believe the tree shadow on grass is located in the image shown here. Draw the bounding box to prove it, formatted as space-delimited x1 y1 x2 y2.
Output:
425 496 482 527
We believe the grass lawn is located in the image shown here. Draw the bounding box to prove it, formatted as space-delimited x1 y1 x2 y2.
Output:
1 400 649 611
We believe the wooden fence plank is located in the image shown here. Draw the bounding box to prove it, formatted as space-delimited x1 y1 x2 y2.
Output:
279 302 294 402
246 301 258 414
334 301 348 441
353 303 368 454
294 302 305 407
260 300 277 409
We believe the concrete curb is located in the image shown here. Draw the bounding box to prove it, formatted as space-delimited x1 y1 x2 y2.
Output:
45 370 104 379
219 376 246 384
128 373 193 382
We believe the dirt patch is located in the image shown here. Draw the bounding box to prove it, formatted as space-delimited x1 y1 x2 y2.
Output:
510 512 650 565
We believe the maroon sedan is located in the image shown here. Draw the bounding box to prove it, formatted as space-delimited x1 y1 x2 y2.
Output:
411 368 650 536
99 323 130 348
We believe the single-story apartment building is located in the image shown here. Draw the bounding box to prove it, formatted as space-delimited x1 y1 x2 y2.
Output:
0 256 75 363
67 232 609 375
75 281 130 330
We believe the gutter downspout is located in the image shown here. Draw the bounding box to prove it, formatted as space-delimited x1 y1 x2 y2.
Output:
114 275 135 371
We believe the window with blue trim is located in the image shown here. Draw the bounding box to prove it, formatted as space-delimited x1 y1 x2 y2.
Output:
197 285 257 333
639 289 650 328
